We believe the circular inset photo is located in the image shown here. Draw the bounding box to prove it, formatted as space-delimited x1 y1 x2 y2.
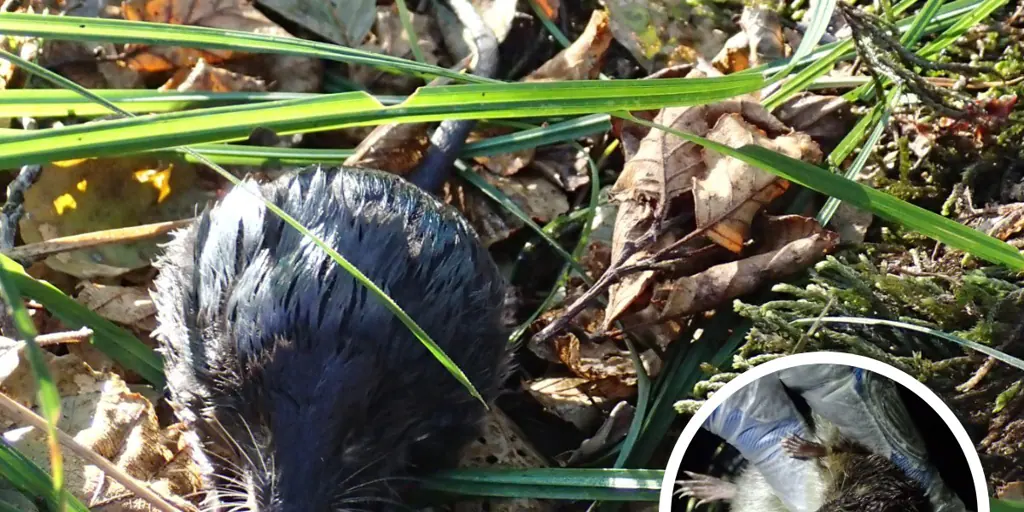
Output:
661 352 987 512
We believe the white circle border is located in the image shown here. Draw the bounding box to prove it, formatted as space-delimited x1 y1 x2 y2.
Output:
658 351 989 511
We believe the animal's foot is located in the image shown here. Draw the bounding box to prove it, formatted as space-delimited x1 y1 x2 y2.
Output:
674 471 737 506
781 434 828 459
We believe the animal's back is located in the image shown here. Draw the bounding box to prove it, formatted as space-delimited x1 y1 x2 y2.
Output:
153 167 508 509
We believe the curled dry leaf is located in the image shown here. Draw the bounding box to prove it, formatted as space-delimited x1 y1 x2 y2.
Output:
698 113 819 253
553 333 658 398
653 215 838 319
0 343 201 511
19 157 215 278
445 171 569 246
525 10 613 82
122 0 322 92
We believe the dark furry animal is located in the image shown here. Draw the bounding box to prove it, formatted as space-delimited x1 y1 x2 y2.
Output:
152 167 508 511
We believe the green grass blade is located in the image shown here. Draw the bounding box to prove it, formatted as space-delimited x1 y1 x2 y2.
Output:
0 441 89 512
0 254 164 386
918 0 1007 57
0 89 320 117
817 103 892 225
155 113 609 166
619 114 1024 271
993 499 1024 511
394 0 428 64
770 0 838 81
763 40 854 110
0 270 64 509
527 0 572 48
0 13 495 84
791 317 1024 370
420 468 662 501
901 0 947 46
0 75 765 169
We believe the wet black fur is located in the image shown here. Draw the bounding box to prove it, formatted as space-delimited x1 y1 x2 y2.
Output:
152 167 508 511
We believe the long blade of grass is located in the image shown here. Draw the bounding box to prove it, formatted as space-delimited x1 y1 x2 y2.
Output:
791 317 1024 370
0 441 88 512
0 74 765 169
901 0 948 46
817 103 893 225
993 499 1024 511
0 13 496 84
155 113 611 167
0 89 320 117
770 0 838 81
0 254 164 386
618 114 1024 270
0 273 64 509
420 468 662 501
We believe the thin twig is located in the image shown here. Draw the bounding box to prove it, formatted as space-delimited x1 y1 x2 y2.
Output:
0 390 184 512
2 218 195 262
34 328 93 347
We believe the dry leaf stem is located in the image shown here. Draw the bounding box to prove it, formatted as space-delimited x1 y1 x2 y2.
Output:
533 190 757 344
0 390 184 512
2 218 195 262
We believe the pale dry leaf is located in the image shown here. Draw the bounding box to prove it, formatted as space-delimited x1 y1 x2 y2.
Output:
712 31 751 74
654 215 838 318
456 408 552 512
76 283 157 330
351 6 444 93
481 172 570 224
830 201 874 244
553 333 651 397
160 58 266 92
0 345 202 511
998 481 1024 500
443 179 519 247
530 146 591 191
525 10 613 82
773 93 852 143
122 0 321 92
739 7 787 67
525 377 606 430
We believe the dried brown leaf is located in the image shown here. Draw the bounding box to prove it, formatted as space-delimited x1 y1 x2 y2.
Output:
467 126 536 176
696 113 794 253
525 10 613 82
344 123 432 175
654 215 838 318
0 345 202 511
121 0 321 92
160 58 266 92
773 93 853 143
481 172 570 224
